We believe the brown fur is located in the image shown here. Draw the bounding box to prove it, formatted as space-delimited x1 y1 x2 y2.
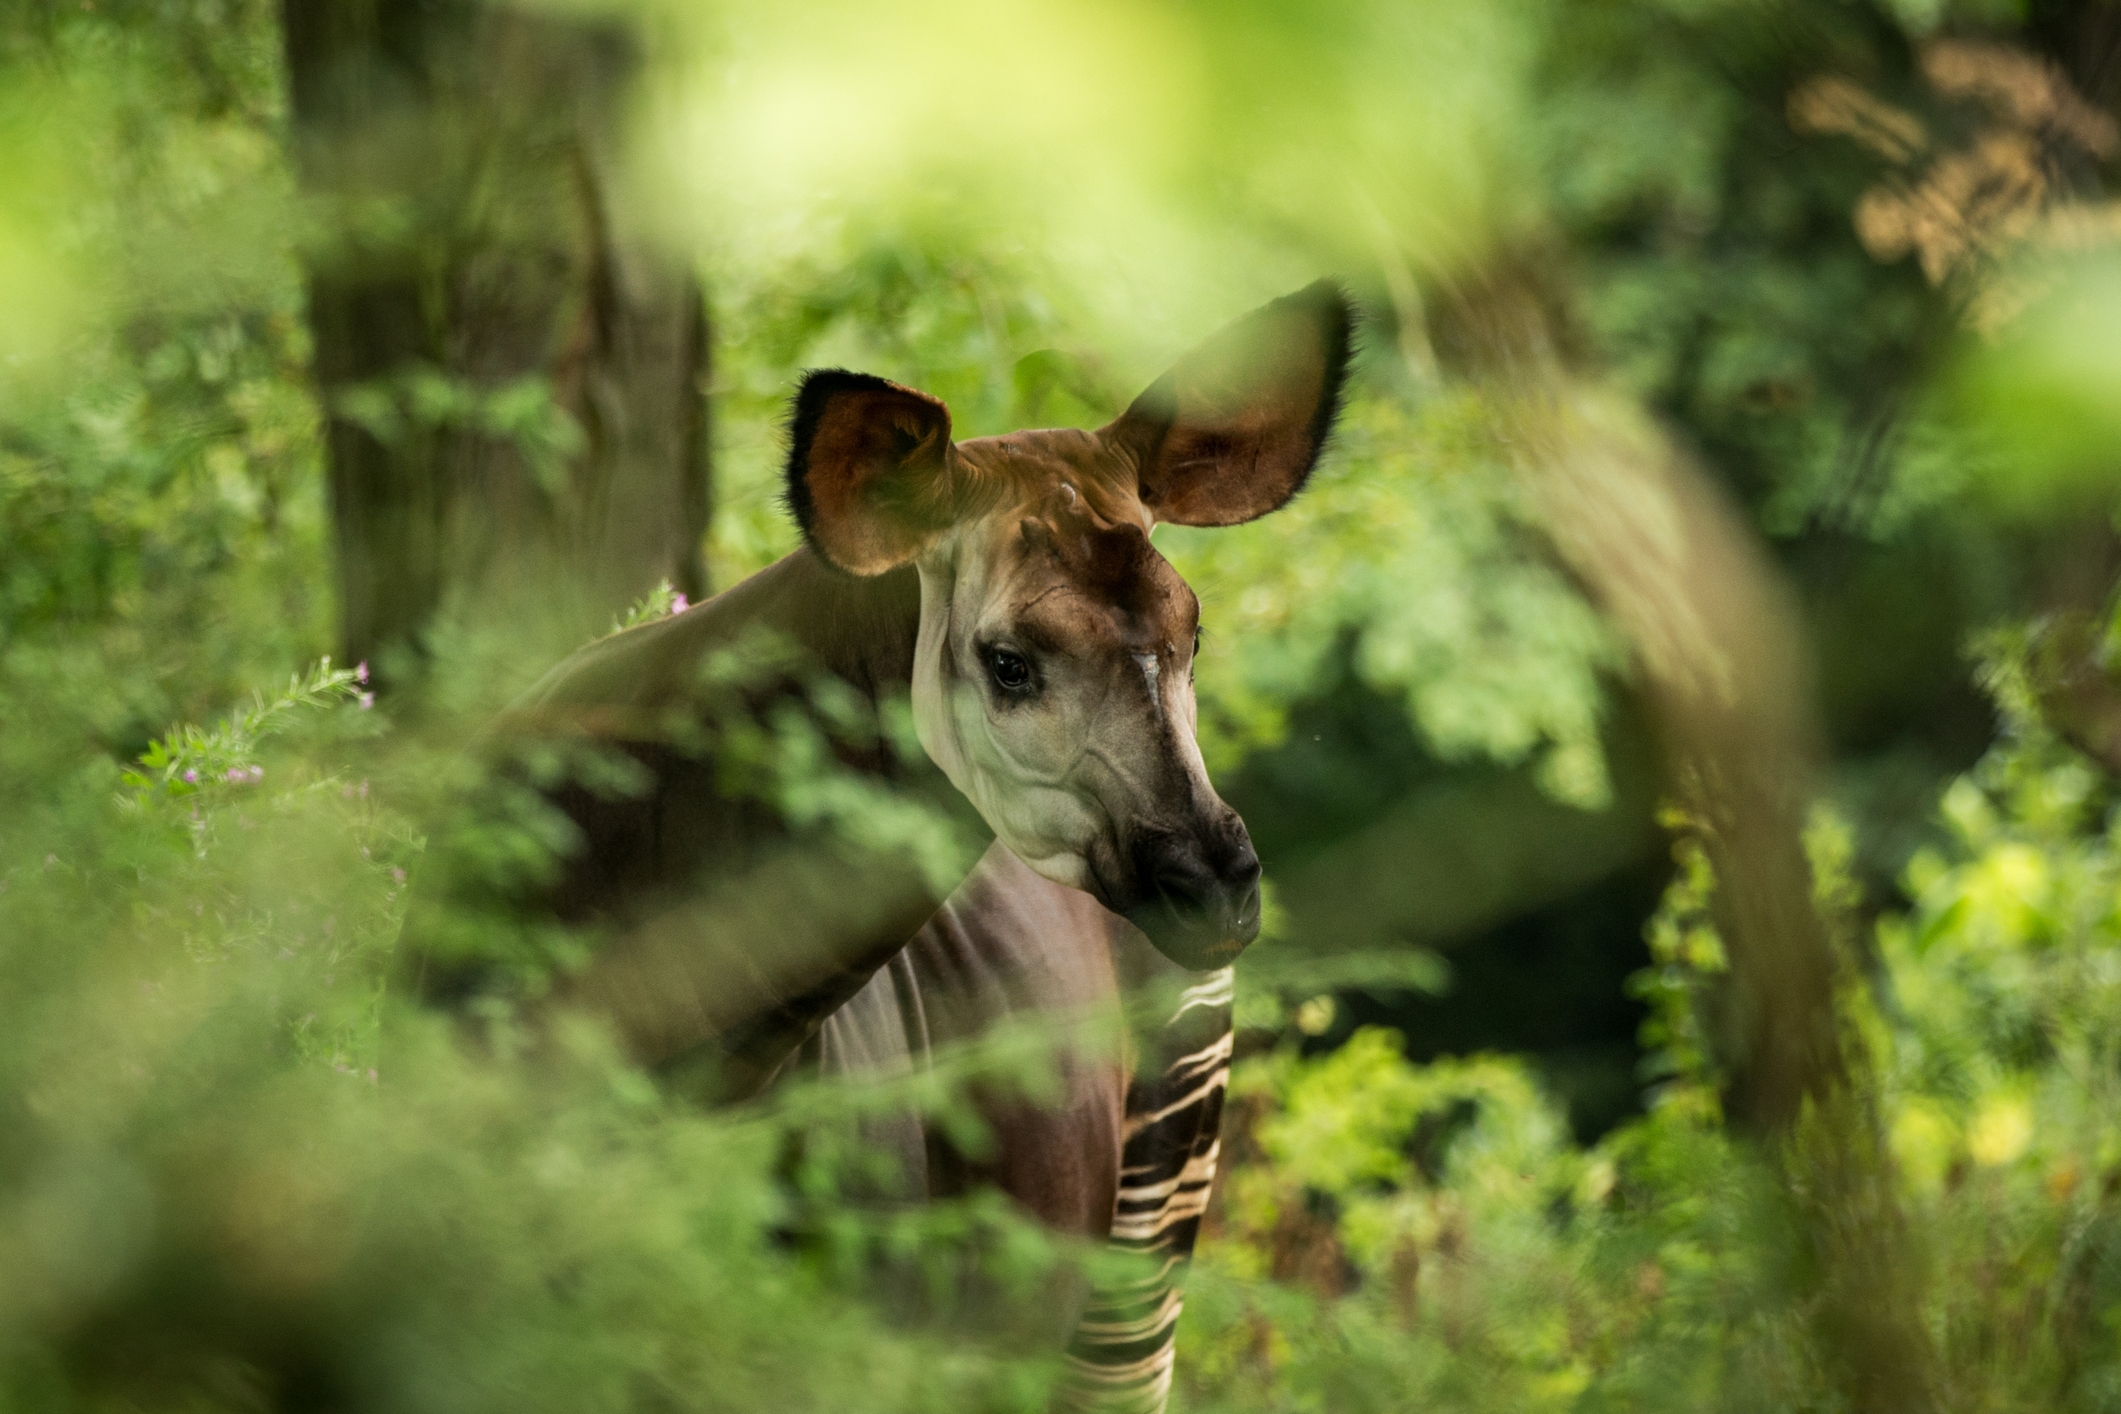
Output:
788 375 963 575
810 844 1132 1235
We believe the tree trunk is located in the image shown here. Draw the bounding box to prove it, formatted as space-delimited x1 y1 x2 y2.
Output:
282 1 708 679
1424 251 1940 1414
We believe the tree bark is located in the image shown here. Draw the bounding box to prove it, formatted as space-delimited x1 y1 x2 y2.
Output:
282 1 708 678
1424 252 1940 1414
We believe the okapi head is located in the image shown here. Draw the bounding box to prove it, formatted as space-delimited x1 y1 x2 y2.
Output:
785 282 1352 970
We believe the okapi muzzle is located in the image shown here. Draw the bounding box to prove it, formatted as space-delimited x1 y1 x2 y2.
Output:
1119 802 1264 968
784 281 1352 971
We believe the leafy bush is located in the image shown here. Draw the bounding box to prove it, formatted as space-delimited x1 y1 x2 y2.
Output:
8 0 2121 1410
1171 703 2121 1412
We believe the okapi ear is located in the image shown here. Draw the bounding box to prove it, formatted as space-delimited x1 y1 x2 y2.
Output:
1104 280 1353 527
785 370 963 575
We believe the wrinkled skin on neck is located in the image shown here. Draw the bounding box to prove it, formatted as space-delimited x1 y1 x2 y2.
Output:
910 431 1261 969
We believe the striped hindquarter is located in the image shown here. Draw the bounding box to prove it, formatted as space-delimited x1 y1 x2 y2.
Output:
1058 967 1235 1414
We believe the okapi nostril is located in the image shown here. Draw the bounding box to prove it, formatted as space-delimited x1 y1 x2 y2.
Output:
1147 835 1261 932
1152 865 1215 914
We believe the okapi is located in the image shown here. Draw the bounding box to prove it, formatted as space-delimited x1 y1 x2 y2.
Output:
806 842 1239 1411
436 281 1351 1411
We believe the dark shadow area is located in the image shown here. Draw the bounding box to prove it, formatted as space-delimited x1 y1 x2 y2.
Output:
1226 648 1669 1141
1324 860 1668 1144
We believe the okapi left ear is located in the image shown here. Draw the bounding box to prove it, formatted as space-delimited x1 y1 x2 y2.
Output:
785 370 972 575
1103 280 1353 527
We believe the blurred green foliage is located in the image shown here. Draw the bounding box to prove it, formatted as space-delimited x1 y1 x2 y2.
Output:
0 0 324 748
5 0 2121 1408
1177 735 2121 1410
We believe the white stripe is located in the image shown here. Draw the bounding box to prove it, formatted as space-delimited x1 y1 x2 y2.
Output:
1119 1142 1222 1202
1111 1181 1215 1241
1072 1290 1185 1342
1064 1347 1177 1383
1080 1253 1185 1293
1121 1068 1229 1140
1134 652 1162 715
1170 967 1235 1022
1166 1031 1234 1082
1057 970 1235 1414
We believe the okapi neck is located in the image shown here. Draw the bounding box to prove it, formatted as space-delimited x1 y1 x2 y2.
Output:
518 548 924 735
748 549 925 705
653 548 923 718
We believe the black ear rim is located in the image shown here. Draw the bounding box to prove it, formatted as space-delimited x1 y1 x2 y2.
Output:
1113 279 1360 526
1267 277 1358 522
780 367 917 571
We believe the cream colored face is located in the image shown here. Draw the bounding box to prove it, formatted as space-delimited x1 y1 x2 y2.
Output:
909 465 1260 970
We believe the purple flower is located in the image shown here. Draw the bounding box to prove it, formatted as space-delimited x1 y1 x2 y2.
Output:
355 661 369 685
182 769 198 783
225 767 245 782
671 593 689 615
358 691 375 710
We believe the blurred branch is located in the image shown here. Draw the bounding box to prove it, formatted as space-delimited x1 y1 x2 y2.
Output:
1271 718 1661 958
1426 251 1939 1413
1428 255 1840 1133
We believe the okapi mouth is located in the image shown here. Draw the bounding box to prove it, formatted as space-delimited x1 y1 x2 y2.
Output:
1102 823 1264 972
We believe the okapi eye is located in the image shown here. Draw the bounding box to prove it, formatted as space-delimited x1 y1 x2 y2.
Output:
987 648 1033 693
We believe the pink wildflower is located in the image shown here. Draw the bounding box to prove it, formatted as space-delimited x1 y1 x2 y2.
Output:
355 661 369 685
671 593 689 615
391 867 407 884
182 769 198 783
358 691 375 710
226 767 245 782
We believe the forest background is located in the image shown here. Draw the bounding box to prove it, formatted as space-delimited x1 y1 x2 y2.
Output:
5 0 2121 1409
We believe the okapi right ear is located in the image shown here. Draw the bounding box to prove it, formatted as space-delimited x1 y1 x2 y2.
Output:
785 370 965 576
1104 280 1353 527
